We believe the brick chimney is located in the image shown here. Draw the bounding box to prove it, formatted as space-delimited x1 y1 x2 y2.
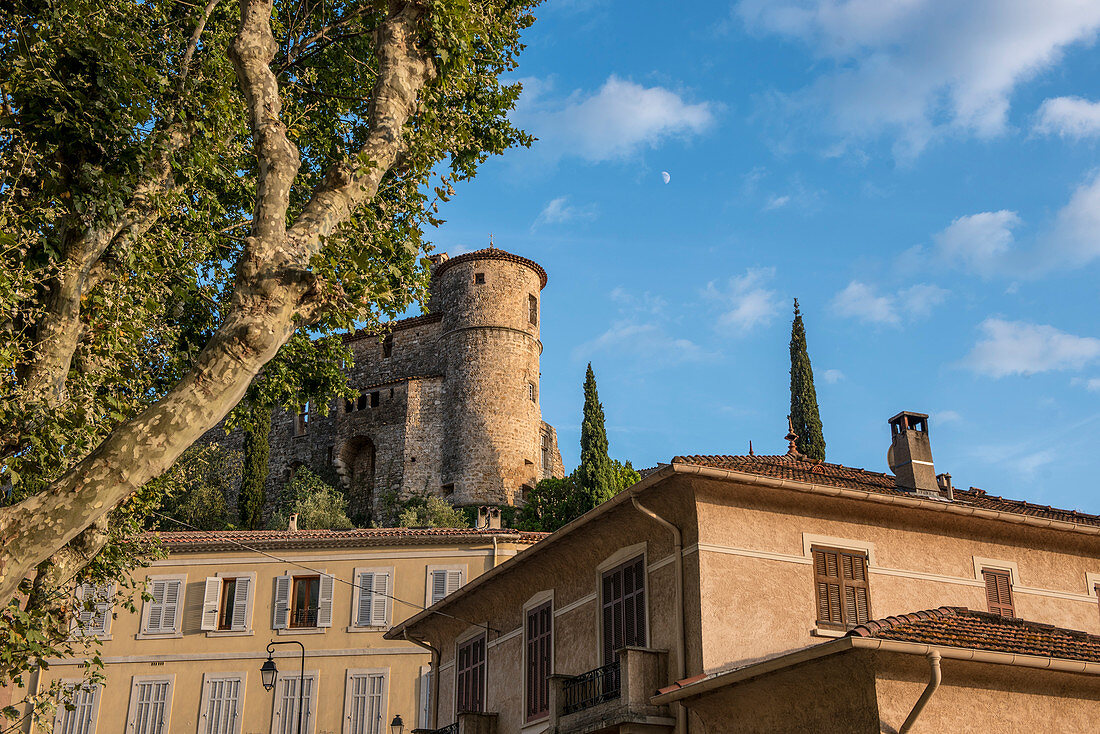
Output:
288 513 299 532
887 411 940 496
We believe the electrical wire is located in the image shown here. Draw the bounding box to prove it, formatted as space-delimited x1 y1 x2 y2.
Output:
148 510 498 633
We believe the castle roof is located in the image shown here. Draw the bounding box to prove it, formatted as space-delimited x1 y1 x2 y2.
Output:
432 247 548 289
151 527 547 553
673 453 1100 530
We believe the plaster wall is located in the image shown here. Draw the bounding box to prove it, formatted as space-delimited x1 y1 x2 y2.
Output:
692 476 1100 672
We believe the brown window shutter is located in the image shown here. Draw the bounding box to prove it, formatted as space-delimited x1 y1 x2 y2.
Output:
813 547 871 627
983 570 1014 617
601 555 648 664
525 601 552 721
456 634 487 713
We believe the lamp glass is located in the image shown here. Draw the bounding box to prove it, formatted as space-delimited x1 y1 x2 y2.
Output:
260 656 278 691
390 714 404 734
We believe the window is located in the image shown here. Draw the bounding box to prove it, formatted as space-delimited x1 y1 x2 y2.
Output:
294 403 309 436
353 569 392 628
271 673 317 734
357 394 368 411
200 574 254 632
370 391 380 408
141 577 183 635
73 583 113 637
456 634 486 714
541 431 552 477
199 674 244 734
528 294 538 325
345 670 387 734
601 555 647 664
126 676 174 734
812 547 871 629
525 601 552 721
527 382 536 402
54 681 100 734
428 568 464 606
273 573 335 630
417 666 432 730
474 272 485 284
983 569 1015 617
382 334 393 358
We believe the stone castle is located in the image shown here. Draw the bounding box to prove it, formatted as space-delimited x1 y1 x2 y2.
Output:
227 247 565 523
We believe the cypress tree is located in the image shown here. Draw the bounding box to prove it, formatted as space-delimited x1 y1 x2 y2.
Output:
575 363 616 511
789 299 826 461
238 403 272 529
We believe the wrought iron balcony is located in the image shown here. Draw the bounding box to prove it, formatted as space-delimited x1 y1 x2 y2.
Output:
562 662 621 714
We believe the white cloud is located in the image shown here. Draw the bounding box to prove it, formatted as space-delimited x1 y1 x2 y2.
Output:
764 194 791 211
933 210 1021 277
1089 378 1100 392
737 0 1100 157
1035 96 1100 138
515 75 714 162
705 267 784 334
932 409 963 424
821 369 844 384
931 171 1100 275
965 318 1100 377
573 287 710 368
532 196 597 229
832 281 949 325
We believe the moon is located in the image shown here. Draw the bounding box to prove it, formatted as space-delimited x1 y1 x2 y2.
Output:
661 171 671 184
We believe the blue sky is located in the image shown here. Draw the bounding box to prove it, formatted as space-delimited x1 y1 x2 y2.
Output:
421 0 1100 513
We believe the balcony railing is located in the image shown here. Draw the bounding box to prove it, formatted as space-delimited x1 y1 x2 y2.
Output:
290 606 319 628
562 661 621 715
427 724 457 734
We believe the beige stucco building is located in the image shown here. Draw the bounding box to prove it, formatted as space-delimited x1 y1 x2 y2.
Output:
19 526 542 734
389 412 1100 733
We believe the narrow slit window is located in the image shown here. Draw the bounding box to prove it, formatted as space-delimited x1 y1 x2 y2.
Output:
528 294 538 326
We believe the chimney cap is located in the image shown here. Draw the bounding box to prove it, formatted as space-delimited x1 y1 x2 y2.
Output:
889 410 929 425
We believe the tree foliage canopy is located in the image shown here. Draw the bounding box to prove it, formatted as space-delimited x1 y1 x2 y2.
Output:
0 0 539 702
789 299 826 461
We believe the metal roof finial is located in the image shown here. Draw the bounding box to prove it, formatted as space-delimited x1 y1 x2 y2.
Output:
785 415 802 457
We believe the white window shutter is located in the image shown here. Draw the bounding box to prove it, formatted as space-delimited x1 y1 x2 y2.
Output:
231 576 251 631
90 583 112 635
273 576 292 629
356 572 374 627
418 665 432 729
161 579 181 632
200 577 221 631
146 580 166 633
430 571 447 605
371 573 390 626
317 574 335 627
446 570 463 595
75 583 96 630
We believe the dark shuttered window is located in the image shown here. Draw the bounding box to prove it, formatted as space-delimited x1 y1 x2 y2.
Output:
601 555 647 664
456 634 486 714
983 569 1015 617
812 547 871 628
525 601 552 721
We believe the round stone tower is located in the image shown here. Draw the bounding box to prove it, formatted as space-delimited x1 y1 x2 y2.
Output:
433 247 548 506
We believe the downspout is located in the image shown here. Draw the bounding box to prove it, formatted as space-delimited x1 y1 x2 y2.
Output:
899 651 941 734
403 630 441 729
631 496 688 734
492 536 499 568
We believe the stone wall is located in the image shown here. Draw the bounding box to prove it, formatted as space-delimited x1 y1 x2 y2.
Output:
202 248 564 524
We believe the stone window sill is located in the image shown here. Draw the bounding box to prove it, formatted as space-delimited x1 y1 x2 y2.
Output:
136 632 183 640
521 718 550 734
346 625 391 634
811 627 846 639
277 627 326 635
206 629 254 638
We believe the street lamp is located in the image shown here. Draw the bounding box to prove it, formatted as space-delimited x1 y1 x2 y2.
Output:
261 640 307 734
390 714 404 734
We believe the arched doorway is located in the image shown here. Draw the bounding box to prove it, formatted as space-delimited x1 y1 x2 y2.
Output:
337 436 376 524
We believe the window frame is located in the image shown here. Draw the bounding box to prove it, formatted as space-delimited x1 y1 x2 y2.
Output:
138 574 185 638
598 549 648 665
294 402 310 436
199 672 246 734
811 545 872 631
54 679 101 734
342 667 389 734
71 582 114 639
425 565 466 607
523 591 554 723
454 630 487 716
203 571 256 636
982 568 1015 617
528 294 538 326
125 674 175 734
349 567 394 631
274 571 334 633
270 670 320 734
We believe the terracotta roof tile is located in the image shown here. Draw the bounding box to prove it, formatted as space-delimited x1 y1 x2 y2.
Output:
847 606 1100 663
150 527 547 553
672 453 1100 529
